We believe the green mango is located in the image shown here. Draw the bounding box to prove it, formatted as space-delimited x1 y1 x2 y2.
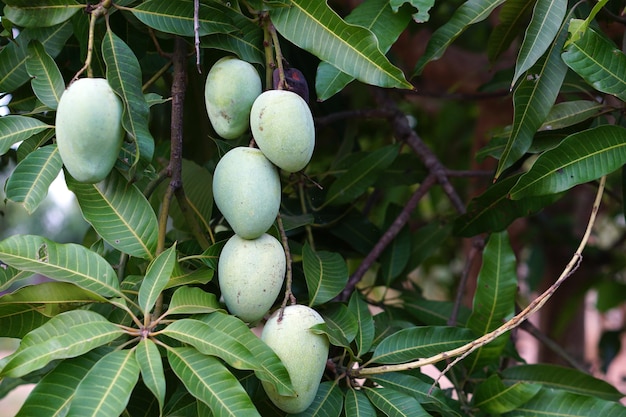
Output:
55 78 123 183
205 56 262 139
250 89 315 172
218 233 286 323
261 305 329 413
212 147 280 239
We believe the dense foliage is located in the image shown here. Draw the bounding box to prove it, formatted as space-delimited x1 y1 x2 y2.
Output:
0 0 625 416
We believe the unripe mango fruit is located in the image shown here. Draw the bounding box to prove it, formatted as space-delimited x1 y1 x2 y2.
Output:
212 147 280 239
261 305 329 413
55 78 124 183
250 90 315 173
218 233 286 323
205 56 262 139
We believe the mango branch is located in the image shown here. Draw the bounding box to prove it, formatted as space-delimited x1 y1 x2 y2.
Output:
72 1 109 83
351 176 606 378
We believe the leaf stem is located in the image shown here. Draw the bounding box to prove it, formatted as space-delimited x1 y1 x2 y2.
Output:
278 212 296 319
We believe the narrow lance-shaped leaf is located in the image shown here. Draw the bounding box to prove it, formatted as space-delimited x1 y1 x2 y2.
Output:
313 303 358 348
102 29 154 172
0 116 50 155
0 234 122 298
316 0 413 100
0 310 123 378
510 125 626 199
506 388 626 417
487 0 536 63
66 349 140 417
167 347 262 417
138 244 177 315
201 9 264 65
3 0 82 28
270 0 412 90
562 24 626 102
66 170 159 260
495 27 568 178
511 0 566 87
414 0 506 75
540 100 605 131
473 374 541 415
164 286 221 316
25 40 65 109
5 144 63 214
135 339 166 415
130 0 237 37
294 381 343 417
349 292 375 356
14 348 110 417
365 386 431 417
344 388 377 417
303 242 349 306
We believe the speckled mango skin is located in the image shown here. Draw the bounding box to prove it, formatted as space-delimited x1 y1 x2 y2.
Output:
205 56 262 139
212 147 280 239
250 89 315 172
55 78 123 183
261 305 329 414
218 233 286 323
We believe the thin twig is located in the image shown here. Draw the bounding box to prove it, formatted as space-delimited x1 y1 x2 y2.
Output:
520 320 588 372
351 176 606 379
448 236 485 326
278 213 296 320
193 0 201 73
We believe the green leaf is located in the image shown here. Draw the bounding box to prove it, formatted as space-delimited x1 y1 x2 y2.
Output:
25 40 65 109
313 303 358 348
453 173 561 237
0 235 122 298
136 339 166 415
139 245 177 315
169 160 213 233
315 0 413 100
509 125 626 199
391 0 434 23
201 11 264 65
501 364 624 401
5 144 62 214
196 313 295 396
0 264 33 293
344 388 376 417
16 128 55 162
0 115 50 155
540 100 604 131
325 144 399 206
0 281 107 317
291 381 343 417
379 205 411 285
503 387 626 417
364 386 430 417
0 22 73 92
102 29 154 172
66 349 140 417
465 231 517 370
0 305 49 338
512 0 566 87
166 263 214 289
403 298 471 326
414 0 506 75
495 27 568 178
66 170 159 260
370 326 475 364
270 0 412 90
349 292 375 356
407 222 452 269
14 348 108 417
370 373 463 417
562 26 626 102
167 347 261 417
303 242 349 306
474 374 541 414
164 286 221 316
1 310 123 378
487 0 536 63
4 0 82 28
130 0 236 37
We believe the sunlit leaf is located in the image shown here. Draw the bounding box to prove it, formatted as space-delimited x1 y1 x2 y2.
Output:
414 0 506 75
164 286 221 316
25 40 65 109
66 349 140 417
303 242 348 306
4 0 82 28
138 245 177 315
67 170 159 260
0 115 50 155
167 347 261 417
5 144 62 214
370 326 474 364
562 26 626 102
0 235 122 298
270 0 412 90
512 0 566 86
509 125 626 199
